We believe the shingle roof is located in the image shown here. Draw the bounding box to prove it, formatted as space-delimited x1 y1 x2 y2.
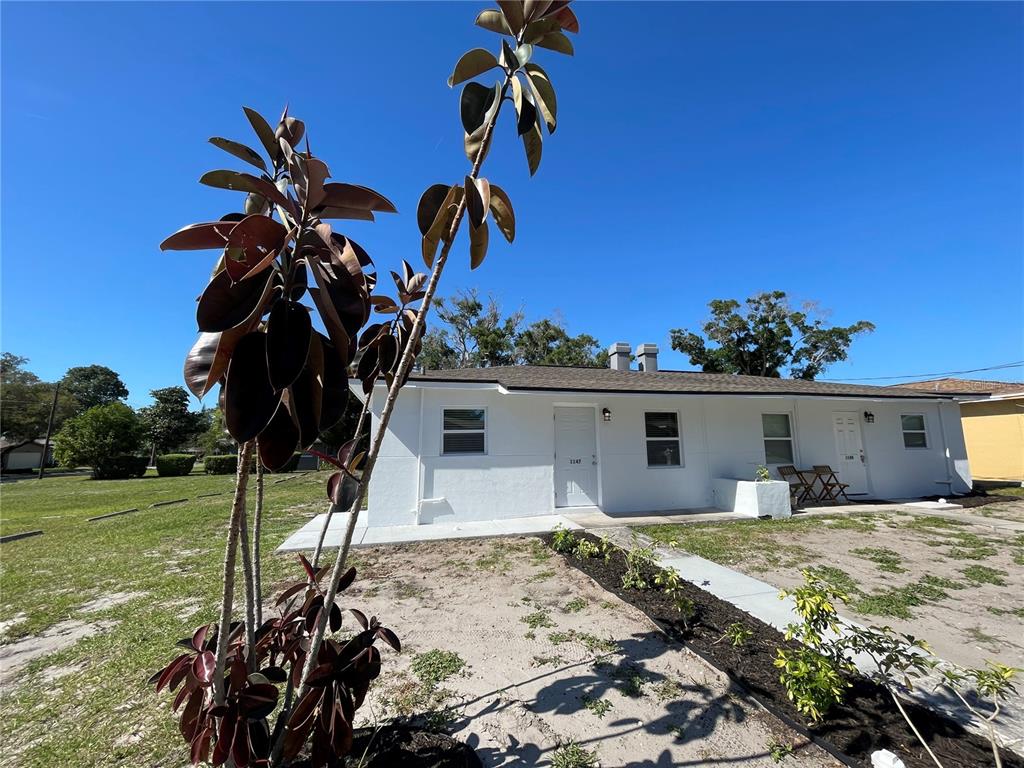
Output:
409 366 954 399
892 378 1024 396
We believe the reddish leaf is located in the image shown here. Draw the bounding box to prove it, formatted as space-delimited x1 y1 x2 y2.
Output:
199 169 291 211
196 268 274 333
190 725 213 766
376 626 401 652
160 221 234 251
326 471 361 511
337 566 357 593
288 333 324 450
224 215 287 282
156 653 190 693
275 582 309 606
224 332 281 443
209 137 267 173
257 401 299 471
192 650 216 684
191 624 210 652
349 608 369 630
318 334 350 431
266 300 312 391
243 106 280 161
318 183 397 214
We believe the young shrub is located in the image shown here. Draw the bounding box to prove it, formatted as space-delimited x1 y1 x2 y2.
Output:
202 454 238 475
622 543 657 590
598 534 615 561
53 401 144 478
573 539 600 560
551 525 578 554
654 568 696 627
721 622 754 647
755 464 772 482
156 453 197 477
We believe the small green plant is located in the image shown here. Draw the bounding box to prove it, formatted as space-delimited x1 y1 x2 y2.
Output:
755 464 772 482
598 534 615 561
581 695 612 718
411 649 466 687
551 741 599 768
654 568 696 626
767 739 793 763
962 564 1008 586
552 525 578 554
621 542 657 590
573 539 600 560
562 597 587 613
849 546 905 573
720 622 754 647
651 677 682 702
775 571 853 722
521 610 555 630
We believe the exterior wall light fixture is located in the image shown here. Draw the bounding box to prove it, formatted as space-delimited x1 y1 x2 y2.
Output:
602 408 611 422
864 411 875 423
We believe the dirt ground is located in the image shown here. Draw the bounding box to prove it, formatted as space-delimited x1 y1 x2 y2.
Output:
664 509 1024 672
344 537 838 768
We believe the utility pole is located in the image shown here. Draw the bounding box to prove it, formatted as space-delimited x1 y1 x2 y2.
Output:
37 382 60 480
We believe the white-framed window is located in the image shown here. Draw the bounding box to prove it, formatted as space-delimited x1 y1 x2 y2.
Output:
762 413 795 465
644 411 682 467
901 414 928 449
441 408 487 455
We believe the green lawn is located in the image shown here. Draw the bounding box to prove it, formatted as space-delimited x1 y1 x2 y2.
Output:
0 469 333 767
987 485 1024 499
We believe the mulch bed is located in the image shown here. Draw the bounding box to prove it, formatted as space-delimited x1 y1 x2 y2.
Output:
922 492 1020 510
546 531 1023 768
342 725 481 767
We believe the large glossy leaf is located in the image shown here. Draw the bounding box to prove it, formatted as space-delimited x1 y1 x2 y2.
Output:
464 175 489 228
258 400 299 470
209 137 267 173
448 48 500 88
318 334 350 431
377 334 400 375
266 300 312 391
224 332 282 443
534 30 574 55
463 83 501 164
294 156 329 210
488 184 516 243
318 183 397 214
420 185 463 267
317 206 374 222
460 82 498 136
196 268 275 333
552 5 579 33
524 63 557 133
160 221 234 251
289 333 323 449
327 470 361 510
225 215 288 282
511 77 538 136
243 107 280 161
522 120 543 176
497 0 525 32
475 8 513 35
470 219 489 270
416 184 451 236
183 322 253 399
199 170 291 210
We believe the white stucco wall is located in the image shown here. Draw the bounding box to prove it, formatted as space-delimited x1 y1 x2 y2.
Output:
364 383 971 526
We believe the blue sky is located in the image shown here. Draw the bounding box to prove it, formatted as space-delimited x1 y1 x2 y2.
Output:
2 1 1021 408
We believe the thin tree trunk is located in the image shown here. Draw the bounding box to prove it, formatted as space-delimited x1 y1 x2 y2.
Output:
252 461 265 627
311 393 373 569
213 440 255 705
291 72 512 707
237 464 257 672
889 688 944 768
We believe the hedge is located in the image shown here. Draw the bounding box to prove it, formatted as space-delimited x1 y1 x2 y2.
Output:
93 455 148 480
203 455 238 475
156 454 197 477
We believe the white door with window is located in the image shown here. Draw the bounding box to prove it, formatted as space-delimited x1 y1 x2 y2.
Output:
554 406 598 507
831 411 868 494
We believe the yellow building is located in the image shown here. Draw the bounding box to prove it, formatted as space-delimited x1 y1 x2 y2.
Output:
895 378 1023 483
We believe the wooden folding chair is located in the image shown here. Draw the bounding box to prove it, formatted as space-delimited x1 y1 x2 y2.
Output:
778 465 814 507
813 465 850 504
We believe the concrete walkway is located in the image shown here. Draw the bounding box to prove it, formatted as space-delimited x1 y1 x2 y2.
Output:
599 526 1023 754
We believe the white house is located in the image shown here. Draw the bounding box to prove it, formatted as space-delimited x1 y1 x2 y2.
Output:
359 343 971 527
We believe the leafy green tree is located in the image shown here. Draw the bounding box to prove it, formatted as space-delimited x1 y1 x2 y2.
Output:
139 386 206 459
0 353 77 440
419 288 523 369
670 291 874 380
53 402 143 474
62 364 129 412
515 319 608 367
197 407 234 457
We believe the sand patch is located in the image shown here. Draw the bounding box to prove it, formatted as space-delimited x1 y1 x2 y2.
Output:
0 619 115 687
79 591 146 613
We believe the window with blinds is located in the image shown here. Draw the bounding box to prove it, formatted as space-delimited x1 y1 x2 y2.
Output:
645 412 682 467
762 413 795 465
442 408 486 454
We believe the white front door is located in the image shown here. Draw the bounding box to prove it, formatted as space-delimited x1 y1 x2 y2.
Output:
554 406 598 508
831 411 868 495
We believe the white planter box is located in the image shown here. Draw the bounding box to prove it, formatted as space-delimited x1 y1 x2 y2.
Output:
712 478 792 519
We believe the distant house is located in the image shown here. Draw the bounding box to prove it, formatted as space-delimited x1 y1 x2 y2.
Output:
894 378 1024 484
355 343 971 528
0 438 56 471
